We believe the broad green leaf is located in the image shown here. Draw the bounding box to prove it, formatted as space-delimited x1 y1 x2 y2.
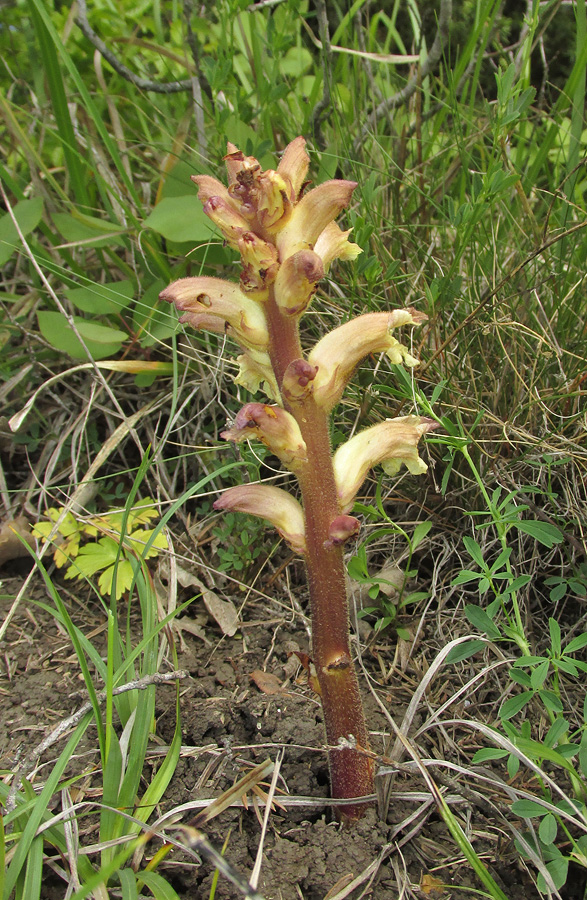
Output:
66 280 134 315
462 535 485 568
579 730 587 776
118 868 139 900
538 856 569 893
98 560 135 599
511 799 548 817
530 659 550 690
464 604 501 639
133 279 178 347
500 691 533 720
52 212 125 248
65 539 117 579
0 197 44 265
539 813 558 845
446 639 485 663
37 311 127 360
143 196 216 243
515 520 564 547
544 717 568 748
280 46 313 77
538 689 564 715
137 871 181 900
549 618 562 655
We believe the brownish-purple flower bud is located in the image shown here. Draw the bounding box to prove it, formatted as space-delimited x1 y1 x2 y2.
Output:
324 515 361 548
281 359 318 403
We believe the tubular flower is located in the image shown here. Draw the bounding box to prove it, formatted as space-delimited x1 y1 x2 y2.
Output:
276 180 358 261
160 277 269 350
273 250 324 316
221 403 307 470
213 484 306 554
235 349 280 400
333 416 439 512
276 135 310 199
308 309 427 411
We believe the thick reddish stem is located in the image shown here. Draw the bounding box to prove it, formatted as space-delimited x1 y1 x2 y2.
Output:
265 290 374 820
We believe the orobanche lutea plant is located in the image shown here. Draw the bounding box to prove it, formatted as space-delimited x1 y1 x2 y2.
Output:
161 137 436 820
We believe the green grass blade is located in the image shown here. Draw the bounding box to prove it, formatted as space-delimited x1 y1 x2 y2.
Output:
3 715 91 900
26 0 141 208
131 680 182 829
25 0 89 207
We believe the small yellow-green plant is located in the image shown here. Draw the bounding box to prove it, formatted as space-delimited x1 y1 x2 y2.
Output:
32 498 168 599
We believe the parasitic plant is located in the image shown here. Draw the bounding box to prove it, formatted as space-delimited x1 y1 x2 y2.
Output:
161 138 436 820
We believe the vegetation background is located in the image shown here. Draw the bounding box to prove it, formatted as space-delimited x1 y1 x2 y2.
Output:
1 0 586 897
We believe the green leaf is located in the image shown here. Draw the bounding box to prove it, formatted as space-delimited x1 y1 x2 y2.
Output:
446 639 485 663
464 604 501 639
500 691 533 720
515 520 564 547
539 813 558 845
64 540 114 579
471 748 508 763
579 730 587 777
511 799 548 818
66 280 134 315
137 871 181 900
98 560 135 599
52 212 125 248
530 659 550 690
410 520 433 551
462 535 485 568
143 196 216 243
37 311 128 360
565 632 587 654
549 618 562 655
538 856 569 893
555 658 579 677
0 197 44 266
544 717 568 748
133 279 178 347
538 689 564 715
